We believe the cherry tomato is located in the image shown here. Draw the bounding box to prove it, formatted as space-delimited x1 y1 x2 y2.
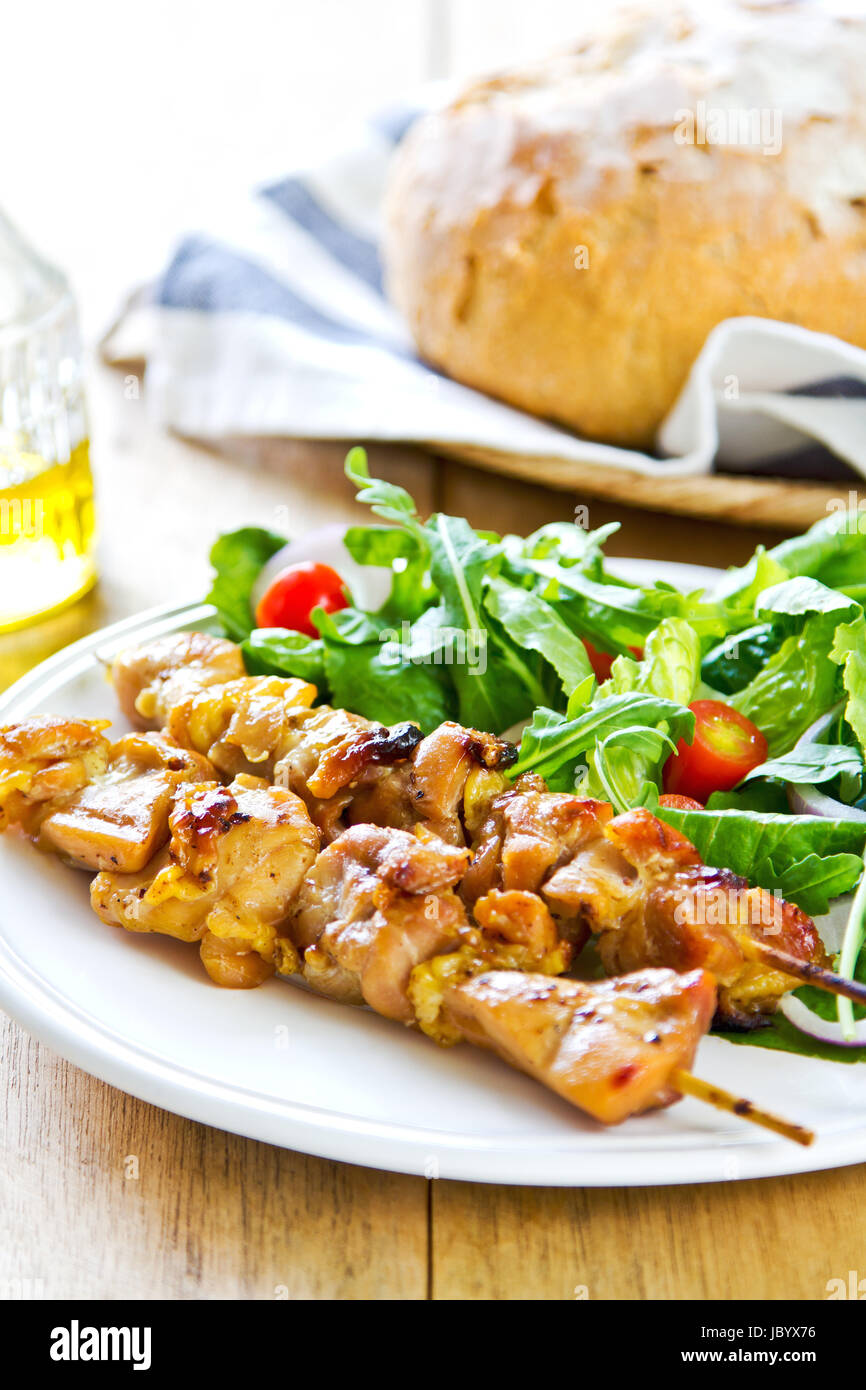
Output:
663 699 767 803
255 561 350 638
658 792 705 812
583 640 644 683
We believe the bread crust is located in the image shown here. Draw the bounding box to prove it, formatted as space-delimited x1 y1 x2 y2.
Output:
383 2 866 449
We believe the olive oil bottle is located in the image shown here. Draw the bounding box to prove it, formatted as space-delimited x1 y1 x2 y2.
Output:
0 209 96 632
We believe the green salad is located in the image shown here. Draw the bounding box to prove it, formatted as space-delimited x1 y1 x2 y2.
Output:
206 448 866 1061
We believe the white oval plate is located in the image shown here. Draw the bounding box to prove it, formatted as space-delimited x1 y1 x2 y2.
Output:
1 555 865 1186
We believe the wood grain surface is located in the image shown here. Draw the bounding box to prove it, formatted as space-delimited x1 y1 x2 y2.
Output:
1 364 864 1302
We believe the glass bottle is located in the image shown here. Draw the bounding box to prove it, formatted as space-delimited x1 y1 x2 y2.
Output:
0 208 96 632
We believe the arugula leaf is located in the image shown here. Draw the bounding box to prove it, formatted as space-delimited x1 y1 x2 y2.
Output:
718 1015 866 1063
521 521 620 571
424 513 534 732
344 447 425 537
241 628 327 687
207 527 287 641
483 577 594 699
654 804 866 915
591 726 678 813
515 694 695 790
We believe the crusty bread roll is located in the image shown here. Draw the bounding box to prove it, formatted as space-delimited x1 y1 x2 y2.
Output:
383 1 866 450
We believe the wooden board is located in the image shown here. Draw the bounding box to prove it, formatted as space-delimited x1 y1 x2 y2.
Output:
436 442 859 531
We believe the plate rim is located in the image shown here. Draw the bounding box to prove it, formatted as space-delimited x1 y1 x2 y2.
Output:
2 570 865 1186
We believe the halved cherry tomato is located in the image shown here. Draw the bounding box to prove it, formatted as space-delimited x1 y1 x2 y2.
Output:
658 792 705 812
663 699 767 804
255 561 350 638
583 640 644 683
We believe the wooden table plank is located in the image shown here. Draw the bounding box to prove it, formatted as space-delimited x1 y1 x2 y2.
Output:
430 1166 866 1300
1 1018 426 1300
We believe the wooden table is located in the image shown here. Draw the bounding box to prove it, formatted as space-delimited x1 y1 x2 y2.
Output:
2 362 863 1301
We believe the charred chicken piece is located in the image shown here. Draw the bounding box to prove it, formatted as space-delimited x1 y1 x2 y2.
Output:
112 631 246 728
40 732 214 873
465 784 827 1028
0 716 112 835
290 823 470 1020
274 706 424 840
442 967 717 1124
343 720 517 848
92 774 319 988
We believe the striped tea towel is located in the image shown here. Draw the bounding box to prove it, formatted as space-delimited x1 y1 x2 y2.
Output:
102 102 866 483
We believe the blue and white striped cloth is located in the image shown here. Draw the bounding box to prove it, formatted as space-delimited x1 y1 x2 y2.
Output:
104 103 866 482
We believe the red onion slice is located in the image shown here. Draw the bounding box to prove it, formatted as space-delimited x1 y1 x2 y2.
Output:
780 993 866 1047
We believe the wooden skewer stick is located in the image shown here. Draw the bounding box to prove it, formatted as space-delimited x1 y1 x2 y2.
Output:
671 1069 814 1148
743 938 866 1009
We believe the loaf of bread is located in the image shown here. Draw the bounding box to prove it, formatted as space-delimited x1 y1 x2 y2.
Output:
383 1 866 450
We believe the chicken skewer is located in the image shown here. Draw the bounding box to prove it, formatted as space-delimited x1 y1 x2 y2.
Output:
465 776 866 1026
0 713 813 1141
285 822 812 1144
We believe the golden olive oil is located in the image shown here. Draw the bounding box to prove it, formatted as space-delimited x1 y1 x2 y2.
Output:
0 438 96 632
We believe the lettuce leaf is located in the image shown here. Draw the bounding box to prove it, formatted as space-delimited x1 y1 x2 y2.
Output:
831 614 866 751
654 804 866 915
730 615 843 755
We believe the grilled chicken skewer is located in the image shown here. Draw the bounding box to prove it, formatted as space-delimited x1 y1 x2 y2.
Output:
0 714 812 1140
286 823 812 1143
464 777 864 1027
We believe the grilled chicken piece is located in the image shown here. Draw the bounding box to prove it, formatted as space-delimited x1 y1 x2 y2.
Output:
112 631 246 729
395 722 517 845
462 777 610 950
92 775 319 987
166 675 318 779
290 823 471 1020
274 707 424 840
111 634 518 847
442 967 717 1124
409 887 574 1043
598 808 827 1028
0 716 111 835
40 732 213 872
344 721 517 849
